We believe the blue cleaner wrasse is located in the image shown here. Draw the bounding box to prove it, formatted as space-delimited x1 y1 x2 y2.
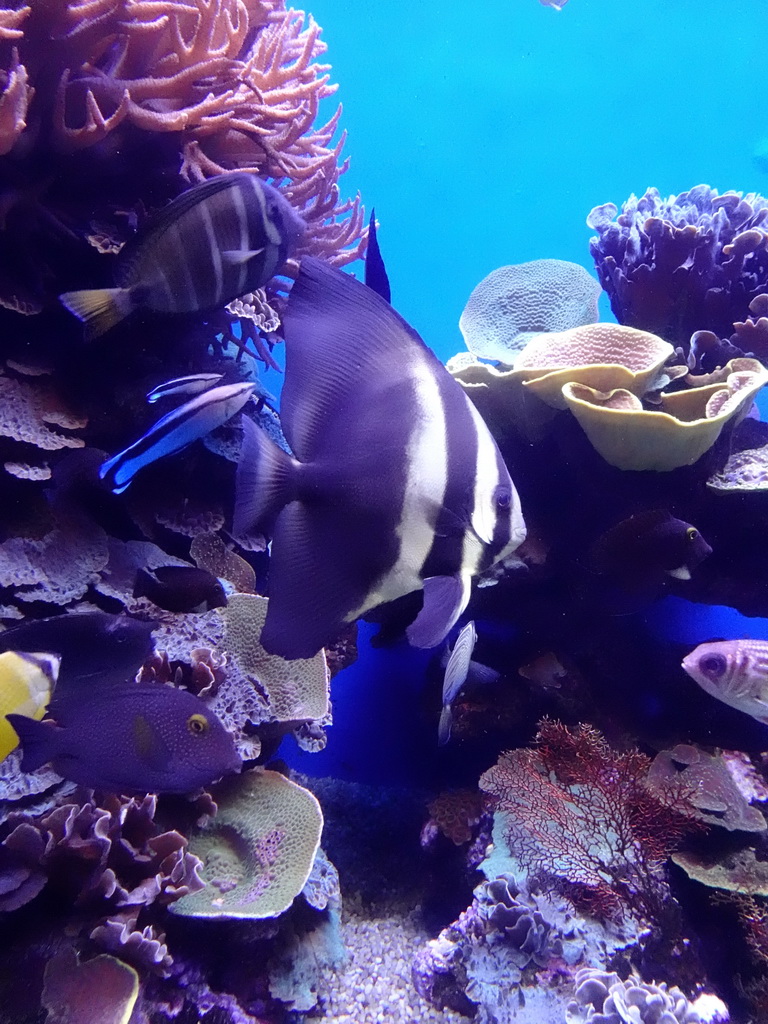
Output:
0 651 60 762
59 172 306 339
101 380 256 494
146 373 225 404
233 257 526 660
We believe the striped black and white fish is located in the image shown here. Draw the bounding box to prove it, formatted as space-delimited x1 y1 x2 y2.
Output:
101 381 255 493
60 172 305 339
233 257 526 660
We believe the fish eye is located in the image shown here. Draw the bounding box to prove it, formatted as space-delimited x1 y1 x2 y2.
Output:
686 527 699 541
187 713 210 736
494 486 512 511
699 653 727 677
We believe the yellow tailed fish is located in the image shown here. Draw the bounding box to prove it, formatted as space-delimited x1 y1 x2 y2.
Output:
0 651 59 761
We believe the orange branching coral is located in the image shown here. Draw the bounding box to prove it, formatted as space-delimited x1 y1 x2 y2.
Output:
1 0 364 266
480 721 701 921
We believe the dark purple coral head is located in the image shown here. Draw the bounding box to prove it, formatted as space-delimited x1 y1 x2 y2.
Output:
587 185 768 349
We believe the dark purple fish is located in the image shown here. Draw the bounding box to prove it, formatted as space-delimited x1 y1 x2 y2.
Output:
134 566 227 613
0 612 154 688
7 685 240 794
589 509 712 582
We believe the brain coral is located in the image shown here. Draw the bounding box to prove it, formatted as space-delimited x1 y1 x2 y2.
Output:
459 259 601 363
588 184 768 348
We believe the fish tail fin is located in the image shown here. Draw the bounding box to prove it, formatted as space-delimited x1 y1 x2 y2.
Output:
133 568 154 601
59 287 133 339
5 714 60 772
437 706 452 746
233 415 298 538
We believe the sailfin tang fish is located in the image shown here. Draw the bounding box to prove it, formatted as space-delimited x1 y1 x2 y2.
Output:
0 651 60 762
682 639 768 724
101 381 255 493
147 373 224 404
234 257 526 659
60 172 305 339
365 208 391 303
7 684 240 793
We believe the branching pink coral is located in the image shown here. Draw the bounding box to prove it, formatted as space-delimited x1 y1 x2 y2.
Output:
479 721 701 921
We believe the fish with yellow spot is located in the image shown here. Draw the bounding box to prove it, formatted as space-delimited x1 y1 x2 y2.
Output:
6 677 240 794
0 651 59 762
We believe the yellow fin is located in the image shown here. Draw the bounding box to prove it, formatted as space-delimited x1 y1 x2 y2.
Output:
59 287 133 340
0 649 57 760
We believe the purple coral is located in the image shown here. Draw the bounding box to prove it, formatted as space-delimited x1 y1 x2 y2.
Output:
588 185 768 349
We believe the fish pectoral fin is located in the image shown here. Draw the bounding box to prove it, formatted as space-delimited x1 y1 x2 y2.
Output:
221 248 265 265
132 714 171 771
666 565 692 580
407 575 471 650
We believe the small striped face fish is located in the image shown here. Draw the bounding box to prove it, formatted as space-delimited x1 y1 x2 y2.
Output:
101 381 255 493
60 172 305 339
682 640 768 724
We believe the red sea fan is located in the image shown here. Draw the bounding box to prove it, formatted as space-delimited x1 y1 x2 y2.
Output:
479 721 701 921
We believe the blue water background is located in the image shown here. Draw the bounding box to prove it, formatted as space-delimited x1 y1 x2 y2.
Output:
284 0 768 782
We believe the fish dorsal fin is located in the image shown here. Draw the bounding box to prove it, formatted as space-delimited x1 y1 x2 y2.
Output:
407 575 472 650
281 257 434 463
116 173 253 285
364 208 392 303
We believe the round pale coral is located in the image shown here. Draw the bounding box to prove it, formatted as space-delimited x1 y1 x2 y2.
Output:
459 259 601 363
171 769 323 920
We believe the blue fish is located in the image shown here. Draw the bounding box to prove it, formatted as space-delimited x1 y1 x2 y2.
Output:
147 373 224 404
234 258 526 659
7 684 240 794
101 381 255 493
60 172 305 339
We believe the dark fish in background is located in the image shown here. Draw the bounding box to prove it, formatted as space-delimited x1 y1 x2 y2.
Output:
100 381 255 493
234 257 526 659
60 172 306 339
0 612 154 688
438 621 500 745
134 565 227 613
146 373 224 404
7 683 240 794
364 208 391 302
589 509 712 582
